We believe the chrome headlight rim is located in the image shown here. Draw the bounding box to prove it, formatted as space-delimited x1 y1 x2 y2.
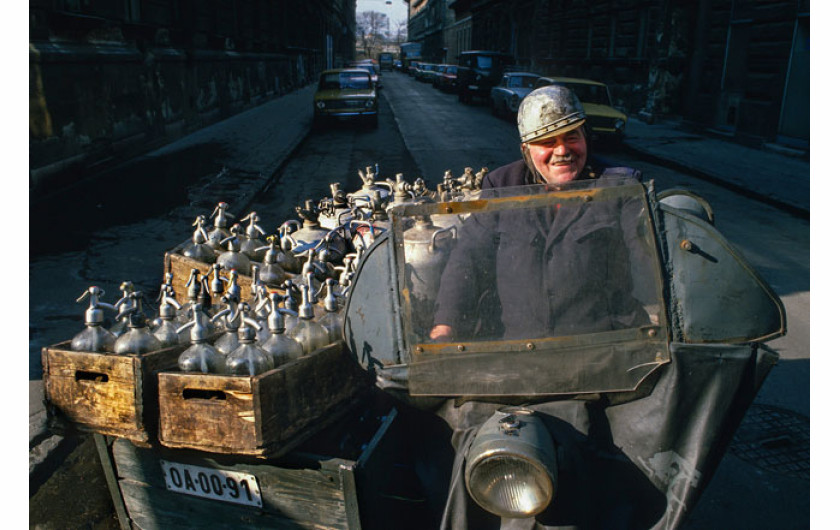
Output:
465 449 556 518
464 408 557 519
315 100 326 109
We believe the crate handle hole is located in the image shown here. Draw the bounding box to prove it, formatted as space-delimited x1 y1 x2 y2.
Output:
75 370 109 383
183 388 227 401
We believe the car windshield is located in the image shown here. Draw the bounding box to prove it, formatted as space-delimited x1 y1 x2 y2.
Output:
509 75 538 88
476 56 494 69
565 83 612 105
319 72 372 90
446 66 458 74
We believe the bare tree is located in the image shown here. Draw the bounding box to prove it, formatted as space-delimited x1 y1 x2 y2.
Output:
356 10 389 58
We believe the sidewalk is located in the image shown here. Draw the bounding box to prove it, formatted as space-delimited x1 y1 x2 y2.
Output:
622 117 810 217
30 88 810 493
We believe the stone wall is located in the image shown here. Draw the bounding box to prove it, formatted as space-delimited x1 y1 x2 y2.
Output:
29 0 356 194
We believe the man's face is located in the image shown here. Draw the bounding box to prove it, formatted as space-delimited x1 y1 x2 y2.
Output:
525 126 587 184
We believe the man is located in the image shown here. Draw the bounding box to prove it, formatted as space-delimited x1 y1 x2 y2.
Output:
429 85 647 341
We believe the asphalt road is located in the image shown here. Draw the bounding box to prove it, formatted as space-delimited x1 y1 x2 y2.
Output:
29 70 808 529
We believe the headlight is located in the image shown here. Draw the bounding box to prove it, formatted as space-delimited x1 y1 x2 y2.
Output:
365 99 375 108
465 408 557 518
615 119 625 131
315 100 326 109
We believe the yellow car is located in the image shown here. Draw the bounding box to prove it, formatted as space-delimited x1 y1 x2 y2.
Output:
313 68 378 128
534 76 627 142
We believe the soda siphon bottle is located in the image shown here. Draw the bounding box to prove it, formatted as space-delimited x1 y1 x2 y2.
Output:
257 292 303 366
216 228 252 273
239 211 268 262
109 281 137 337
254 235 287 286
71 286 117 352
182 215 216 263
225 303 274 376
287 284 330 355
318 279 344 344
176 302 225 373
211 294 241 355
207 201 235 250
113 293 162 355
152 289 183 348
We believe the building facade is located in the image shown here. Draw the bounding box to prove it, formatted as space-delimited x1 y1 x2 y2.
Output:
408 0 808 149
30 0 356 193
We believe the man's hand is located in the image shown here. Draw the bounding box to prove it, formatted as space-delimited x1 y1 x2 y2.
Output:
429 324 453 342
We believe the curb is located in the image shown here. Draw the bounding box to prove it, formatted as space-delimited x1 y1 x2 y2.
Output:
619 142 810 220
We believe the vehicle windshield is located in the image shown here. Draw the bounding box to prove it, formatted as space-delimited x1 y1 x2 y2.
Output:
391 178 664 344
565 82 612 105
476 55 494 69
319 72 372 90
446 66 458 74
390 178 669 396
509 75 538 88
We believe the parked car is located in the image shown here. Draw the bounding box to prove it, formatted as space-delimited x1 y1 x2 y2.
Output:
312 68 378 128
433 64 459 91
407 60 422 77
489 72 541 118
534 76 627 141
349 62 381 89
416 63 438 83
455 50 514 103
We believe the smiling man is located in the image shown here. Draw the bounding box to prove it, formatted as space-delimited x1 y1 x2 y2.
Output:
428 85 645 342
483 84 640 188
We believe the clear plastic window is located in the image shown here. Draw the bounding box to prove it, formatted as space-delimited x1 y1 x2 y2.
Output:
392 179 665 349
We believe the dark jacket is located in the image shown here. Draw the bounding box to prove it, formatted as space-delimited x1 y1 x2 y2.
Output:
432 158 649 340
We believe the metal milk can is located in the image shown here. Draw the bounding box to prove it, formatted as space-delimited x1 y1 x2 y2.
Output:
402 216 457 332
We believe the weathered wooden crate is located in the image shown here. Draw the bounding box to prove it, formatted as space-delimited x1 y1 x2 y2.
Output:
41 341 184 445
163 240 261 302
158 341 371 457
97 400 401 530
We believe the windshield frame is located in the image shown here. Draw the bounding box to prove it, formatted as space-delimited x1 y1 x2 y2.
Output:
388 178 671 397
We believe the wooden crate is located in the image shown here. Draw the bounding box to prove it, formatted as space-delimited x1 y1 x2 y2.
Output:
158 342 371 457
163 240 261 303
41 341 184 445
97 401 401 530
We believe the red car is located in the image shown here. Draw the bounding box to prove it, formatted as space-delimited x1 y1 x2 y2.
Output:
433 64 459 92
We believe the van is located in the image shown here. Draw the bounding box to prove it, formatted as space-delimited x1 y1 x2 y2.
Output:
456 50 514 103
378 52 395 71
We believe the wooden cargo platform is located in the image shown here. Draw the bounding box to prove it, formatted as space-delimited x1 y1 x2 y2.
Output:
97 402 402 529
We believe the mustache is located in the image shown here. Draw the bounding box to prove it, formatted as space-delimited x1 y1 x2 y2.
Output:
550 154 576 163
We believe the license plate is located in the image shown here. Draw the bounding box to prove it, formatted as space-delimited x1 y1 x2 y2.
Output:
161 460 263 508
468 84 479 90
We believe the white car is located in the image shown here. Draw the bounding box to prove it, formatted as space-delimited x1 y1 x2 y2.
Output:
490 72 541 119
